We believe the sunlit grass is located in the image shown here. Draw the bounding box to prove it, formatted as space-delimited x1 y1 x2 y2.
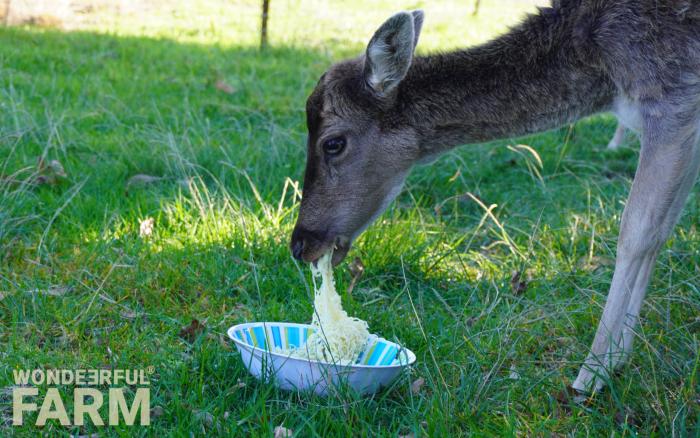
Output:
1 0 699 435
46 0 542 50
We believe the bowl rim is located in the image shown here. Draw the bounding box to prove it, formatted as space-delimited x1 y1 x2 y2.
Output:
227 322 416 369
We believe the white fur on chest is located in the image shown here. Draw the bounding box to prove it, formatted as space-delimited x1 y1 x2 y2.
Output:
613 96 643 133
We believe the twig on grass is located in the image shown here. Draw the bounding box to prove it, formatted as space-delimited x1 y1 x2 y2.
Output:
70 258 123 324
36 178 87 259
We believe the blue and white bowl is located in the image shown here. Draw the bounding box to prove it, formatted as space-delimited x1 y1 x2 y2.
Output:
227 322 416 395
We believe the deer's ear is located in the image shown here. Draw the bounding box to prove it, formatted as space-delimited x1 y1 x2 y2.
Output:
364 10 423 96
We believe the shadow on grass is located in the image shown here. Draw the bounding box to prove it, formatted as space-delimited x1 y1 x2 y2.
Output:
0 25 331 257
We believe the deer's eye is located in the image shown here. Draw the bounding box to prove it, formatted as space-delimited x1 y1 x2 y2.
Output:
322 137 346 156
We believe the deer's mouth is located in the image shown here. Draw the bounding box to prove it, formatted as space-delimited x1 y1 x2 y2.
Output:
330 237 351 266
291 227 351 267
305 238 350 267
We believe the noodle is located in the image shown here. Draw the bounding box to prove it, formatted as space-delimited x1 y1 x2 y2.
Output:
281 252 369 364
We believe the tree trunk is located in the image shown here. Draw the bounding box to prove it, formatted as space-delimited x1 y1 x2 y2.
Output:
3 0 11 26
472 0 481 16
260 0 270 49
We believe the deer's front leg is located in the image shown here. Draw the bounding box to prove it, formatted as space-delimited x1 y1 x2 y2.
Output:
572 112 700 394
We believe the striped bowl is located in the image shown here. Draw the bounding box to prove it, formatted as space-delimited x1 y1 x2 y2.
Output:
227 322 416 395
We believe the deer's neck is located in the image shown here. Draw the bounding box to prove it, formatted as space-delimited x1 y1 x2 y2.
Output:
397 10 616 159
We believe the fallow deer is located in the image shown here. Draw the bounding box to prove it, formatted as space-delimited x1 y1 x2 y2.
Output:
290 0 700 395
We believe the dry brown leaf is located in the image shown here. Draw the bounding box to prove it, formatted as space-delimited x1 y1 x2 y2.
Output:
346 256 365 295
614 407 638 428
274 425 293 438
120 308 138 319
34 158 67 186
195 410 215 428
30 285 70 296
218 333 232 350
553 386 589 415
215 79 236 94
47 159 66 177
578 255 615 272
126 174 163 189
150 405 165 418
179 319 205 342
410 377 425 394
510 271 528 295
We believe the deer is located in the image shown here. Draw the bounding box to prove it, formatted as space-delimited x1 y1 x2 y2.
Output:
607 122 628 150
289 0 700 396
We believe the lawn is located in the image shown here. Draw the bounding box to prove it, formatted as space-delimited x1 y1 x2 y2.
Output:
1 0 699 436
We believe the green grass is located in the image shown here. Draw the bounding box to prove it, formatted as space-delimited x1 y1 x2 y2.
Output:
1 1 699 435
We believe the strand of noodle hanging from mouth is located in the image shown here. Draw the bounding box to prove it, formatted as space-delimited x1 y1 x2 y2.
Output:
279 252 369 364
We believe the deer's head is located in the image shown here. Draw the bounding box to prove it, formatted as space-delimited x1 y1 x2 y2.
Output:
291 10 424 265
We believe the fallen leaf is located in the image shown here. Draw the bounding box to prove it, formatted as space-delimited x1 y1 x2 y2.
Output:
29 285 70 296
614 407 638 428
179 319 205 342
553 386 588 414
553 388 573 411
578 255 615 272
126 174 163 189
510 271 528 295
274 425 293 438
218 333 232 350
508 365 520 380
139 217 155 238
120 308 138 319
215 79 236 94
150 405 165 418
34 158 68 186
346 257 365 295
410 377 425 394
47 159 66 177
195 410 214 428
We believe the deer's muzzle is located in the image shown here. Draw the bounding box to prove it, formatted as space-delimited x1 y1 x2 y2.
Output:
290 226 350 266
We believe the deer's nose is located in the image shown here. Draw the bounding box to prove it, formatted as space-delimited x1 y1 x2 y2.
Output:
291 238 304 260
290 226 309 260
291 225 328 262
